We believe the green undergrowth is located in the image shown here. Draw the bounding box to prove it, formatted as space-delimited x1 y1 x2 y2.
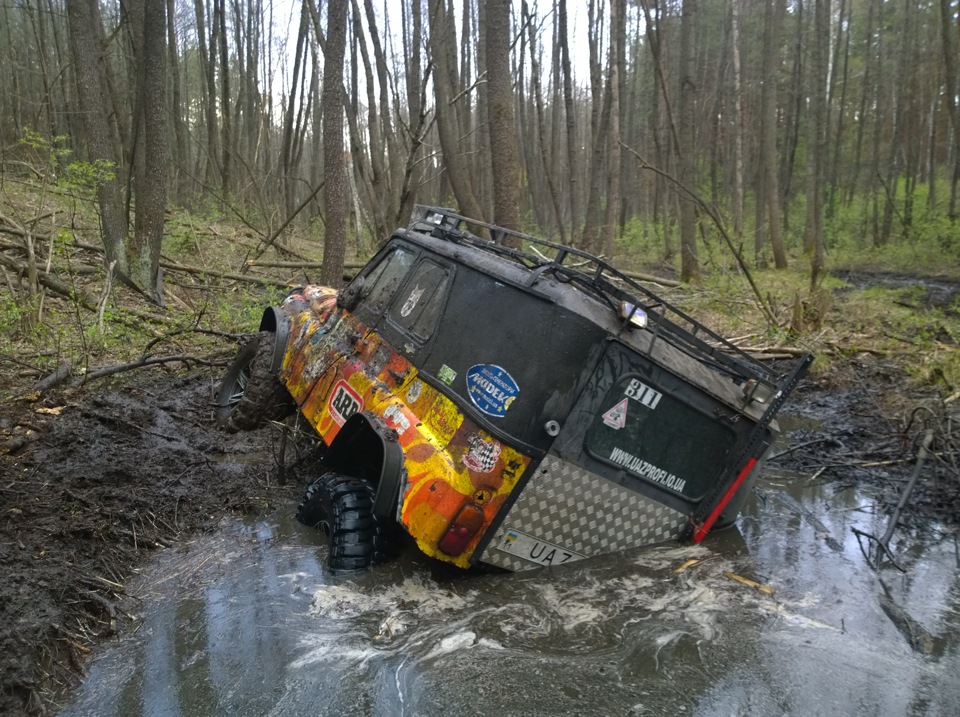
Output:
643 261 960 396
2 169 958 400
0 181 327 399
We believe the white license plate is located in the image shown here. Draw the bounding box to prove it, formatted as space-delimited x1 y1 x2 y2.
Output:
495 528 585 567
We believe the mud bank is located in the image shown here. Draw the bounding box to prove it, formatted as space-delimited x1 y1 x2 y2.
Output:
0 371 304 714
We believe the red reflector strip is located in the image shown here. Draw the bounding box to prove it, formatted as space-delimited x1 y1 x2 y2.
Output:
438 503 486 556
691 458 757 543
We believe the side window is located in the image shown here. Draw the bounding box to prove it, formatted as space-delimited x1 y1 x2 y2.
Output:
357 246 416 317
388 260 451 341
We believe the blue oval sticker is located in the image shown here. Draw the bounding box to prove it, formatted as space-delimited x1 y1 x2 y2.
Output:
465 364 519 418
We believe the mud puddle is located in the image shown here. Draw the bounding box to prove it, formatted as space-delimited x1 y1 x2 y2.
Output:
4 360 959 715
832 270 960 313
58 468 960 717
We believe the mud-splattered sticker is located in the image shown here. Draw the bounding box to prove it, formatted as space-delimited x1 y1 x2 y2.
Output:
329 380 362 425
383 403 411 434
465 364 518 418
462 434 502 473
601 398 628 429
406 379 423 404
400 284 425 317
624 378 662 409
437 364 457 385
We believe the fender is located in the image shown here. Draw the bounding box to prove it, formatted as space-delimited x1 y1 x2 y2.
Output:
318 411 406 520
258 307 292 374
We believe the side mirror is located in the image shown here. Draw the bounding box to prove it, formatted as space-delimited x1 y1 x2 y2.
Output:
336 276 365 311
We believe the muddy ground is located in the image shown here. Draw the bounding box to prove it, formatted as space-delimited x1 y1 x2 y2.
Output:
0 355 957 715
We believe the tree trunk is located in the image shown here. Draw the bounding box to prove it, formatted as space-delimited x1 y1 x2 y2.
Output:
215 0 232 193
428 0 483 220
678 0 698 282
581 0 609 254
167 0 189 200
129 0 168 302
193 0 220 185
66 0 129 275
321 0 348 287
730 0 745 240
486 0 521 233
281 4 309 217
804 0 828 285
826 0 850 219
603 0 625 259
940 0 960 218
522 0 566 243
396 0 427 227
778 0 803 238
558 0 581 243
756 0 788 269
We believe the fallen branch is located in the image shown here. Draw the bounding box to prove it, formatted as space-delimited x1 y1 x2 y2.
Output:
738 345 810 358
72 353 224 387
245 178 325 268
159 258 289 287
745 352 799 361
878 585 938 654
768 437 832 462
851 527 906 571
33 361 74 392
619 141 777 327
874 429 935 568
620 269 681 288
724 571 775 595
245 259 366 270
0 432 41 455
0 250 98 310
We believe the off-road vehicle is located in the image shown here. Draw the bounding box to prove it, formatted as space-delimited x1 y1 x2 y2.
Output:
217 206 810 572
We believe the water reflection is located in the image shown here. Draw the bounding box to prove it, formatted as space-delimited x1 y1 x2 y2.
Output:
62 475 960 717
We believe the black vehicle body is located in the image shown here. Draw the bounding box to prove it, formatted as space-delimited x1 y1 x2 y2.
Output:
219 206 810 571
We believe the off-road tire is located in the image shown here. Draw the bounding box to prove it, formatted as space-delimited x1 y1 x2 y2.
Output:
216 331 293 432
296 472 394 571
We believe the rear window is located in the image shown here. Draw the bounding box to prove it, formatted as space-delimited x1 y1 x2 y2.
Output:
584 375 735 501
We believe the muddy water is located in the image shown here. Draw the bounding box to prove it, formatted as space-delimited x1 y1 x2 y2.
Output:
61 471 960 716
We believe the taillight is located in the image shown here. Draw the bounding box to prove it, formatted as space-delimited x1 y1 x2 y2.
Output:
438 504 485 556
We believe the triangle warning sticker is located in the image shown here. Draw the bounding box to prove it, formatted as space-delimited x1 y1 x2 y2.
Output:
601 398 628 429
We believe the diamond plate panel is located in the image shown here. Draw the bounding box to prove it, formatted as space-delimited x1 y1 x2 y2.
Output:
480 454 687 571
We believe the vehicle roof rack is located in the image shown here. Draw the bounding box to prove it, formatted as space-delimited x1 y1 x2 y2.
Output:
409 205 801 395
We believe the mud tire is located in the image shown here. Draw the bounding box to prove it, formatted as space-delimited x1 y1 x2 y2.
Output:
296 473 394 571
216 331 293 432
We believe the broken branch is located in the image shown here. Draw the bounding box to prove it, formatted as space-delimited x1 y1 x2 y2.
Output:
73 354 224 386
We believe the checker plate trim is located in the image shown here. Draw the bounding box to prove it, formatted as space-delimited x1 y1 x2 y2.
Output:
480 454 687 571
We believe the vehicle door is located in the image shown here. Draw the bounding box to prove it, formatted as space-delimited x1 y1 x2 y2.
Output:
295 243 419 440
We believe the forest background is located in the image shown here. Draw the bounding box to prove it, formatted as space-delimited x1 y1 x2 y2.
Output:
0 0 958 390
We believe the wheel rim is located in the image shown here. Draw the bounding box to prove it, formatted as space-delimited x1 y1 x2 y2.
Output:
225 363 251 411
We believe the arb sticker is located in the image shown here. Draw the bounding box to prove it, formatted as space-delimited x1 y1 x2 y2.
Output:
329 380 363 425
465 364 519 418
601 398 628 429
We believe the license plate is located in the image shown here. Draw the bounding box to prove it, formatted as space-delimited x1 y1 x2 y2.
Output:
495 528 585 567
